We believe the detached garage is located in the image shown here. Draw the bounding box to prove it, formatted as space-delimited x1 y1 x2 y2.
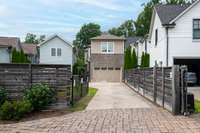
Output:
89 33 125 83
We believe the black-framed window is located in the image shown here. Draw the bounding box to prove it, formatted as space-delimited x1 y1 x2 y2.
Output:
51 48 56 56
155 29 158 46
193 19 200 39
57 48 62 56
101 67 107 70
94 67 100 70
115 68 120 70
108 67 114 70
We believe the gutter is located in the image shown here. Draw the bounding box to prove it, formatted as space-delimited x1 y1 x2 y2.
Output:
163 23 175 67
166 27 169 67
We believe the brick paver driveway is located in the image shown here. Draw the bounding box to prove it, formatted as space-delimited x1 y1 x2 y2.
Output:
0 82 200 133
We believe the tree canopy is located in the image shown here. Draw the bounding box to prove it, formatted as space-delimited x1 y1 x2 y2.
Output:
108 20 135 37
75 23 101 49
25 33 45 44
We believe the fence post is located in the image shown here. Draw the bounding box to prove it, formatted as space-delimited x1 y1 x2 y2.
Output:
143 70 145 96
71 76 74 106
55 67 58 90
29 64 32 88
162 67 165 108
153 66 157 103
80 76 83 97
172 65 181 115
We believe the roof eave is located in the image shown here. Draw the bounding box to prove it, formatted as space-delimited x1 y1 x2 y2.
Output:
169 0 200 24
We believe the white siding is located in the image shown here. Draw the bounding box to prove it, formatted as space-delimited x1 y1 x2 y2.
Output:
168 2 200 66
39 37 73 65
0 48 10 63
149 12 167 67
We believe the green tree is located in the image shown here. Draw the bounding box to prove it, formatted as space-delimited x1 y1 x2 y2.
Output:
11 49 30 63
75 23 101 49
131 48 138 68
73 57 86 75
141 52 150 68
134 0 161 36
166 0 191 4
124 46 132 70
11 48 17 63
25 33 45 44
25 33 38 44
109 20 135 37
74 23 101 59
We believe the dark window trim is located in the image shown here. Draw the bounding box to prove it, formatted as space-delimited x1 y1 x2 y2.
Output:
51 48 56 56
193 19 200 39
101 67 107 70
155 29 158 46
108 67 114 70
94 67 100 70
115 68 121 70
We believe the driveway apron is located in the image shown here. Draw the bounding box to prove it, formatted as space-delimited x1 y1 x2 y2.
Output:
87 82 152 110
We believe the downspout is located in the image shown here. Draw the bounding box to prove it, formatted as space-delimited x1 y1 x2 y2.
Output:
166 27 169 67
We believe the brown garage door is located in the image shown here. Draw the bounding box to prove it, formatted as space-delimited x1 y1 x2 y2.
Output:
92 68 121 82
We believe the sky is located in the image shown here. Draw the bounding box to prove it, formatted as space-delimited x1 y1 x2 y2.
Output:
0 0 147 42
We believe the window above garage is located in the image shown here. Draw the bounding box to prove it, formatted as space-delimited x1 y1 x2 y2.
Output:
101 42 114 54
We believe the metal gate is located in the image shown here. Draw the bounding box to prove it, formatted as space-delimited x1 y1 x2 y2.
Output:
180 66 188 115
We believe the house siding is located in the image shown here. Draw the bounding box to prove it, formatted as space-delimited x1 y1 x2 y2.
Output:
91 40 124 54
39 37 73 65
149 12 167 67
168 1 200 66
0 48 10 63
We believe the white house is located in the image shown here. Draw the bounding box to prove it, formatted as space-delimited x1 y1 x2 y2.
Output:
0 37 21 63
38 35 73 66
125 36 150 66
149 1 200 68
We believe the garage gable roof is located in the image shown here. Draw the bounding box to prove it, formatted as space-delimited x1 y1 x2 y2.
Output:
38 34 73 47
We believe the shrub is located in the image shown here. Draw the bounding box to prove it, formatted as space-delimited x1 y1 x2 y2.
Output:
24 84 55 110
0 101 13 120
0 87 7 106
12 100 33 120
0 100 32 120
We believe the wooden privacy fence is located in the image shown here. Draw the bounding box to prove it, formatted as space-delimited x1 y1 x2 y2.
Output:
125 66 184 115
0 63 72 103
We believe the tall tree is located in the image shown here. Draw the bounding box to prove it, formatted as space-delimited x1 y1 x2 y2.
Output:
134 0 161 36
124 46 132 70
131 48 138 68
109 20 135 37
25 33 38 44
166 0 191 4
25 33 45 44
75 23 101 49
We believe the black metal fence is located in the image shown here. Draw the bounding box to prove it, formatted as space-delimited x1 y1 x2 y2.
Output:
71 73 89 105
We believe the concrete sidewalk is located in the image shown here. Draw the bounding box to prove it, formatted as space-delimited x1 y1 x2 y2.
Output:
87 82 152 110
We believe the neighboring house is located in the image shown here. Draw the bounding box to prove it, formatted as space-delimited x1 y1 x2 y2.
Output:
38 35 73 66
0 37 21 63
125 36 150 66
149 1 200 68
90 33 125 82
21 43 39 64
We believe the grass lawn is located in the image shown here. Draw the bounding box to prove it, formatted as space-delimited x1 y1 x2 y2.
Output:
195 100 200 113
68 87 97 112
